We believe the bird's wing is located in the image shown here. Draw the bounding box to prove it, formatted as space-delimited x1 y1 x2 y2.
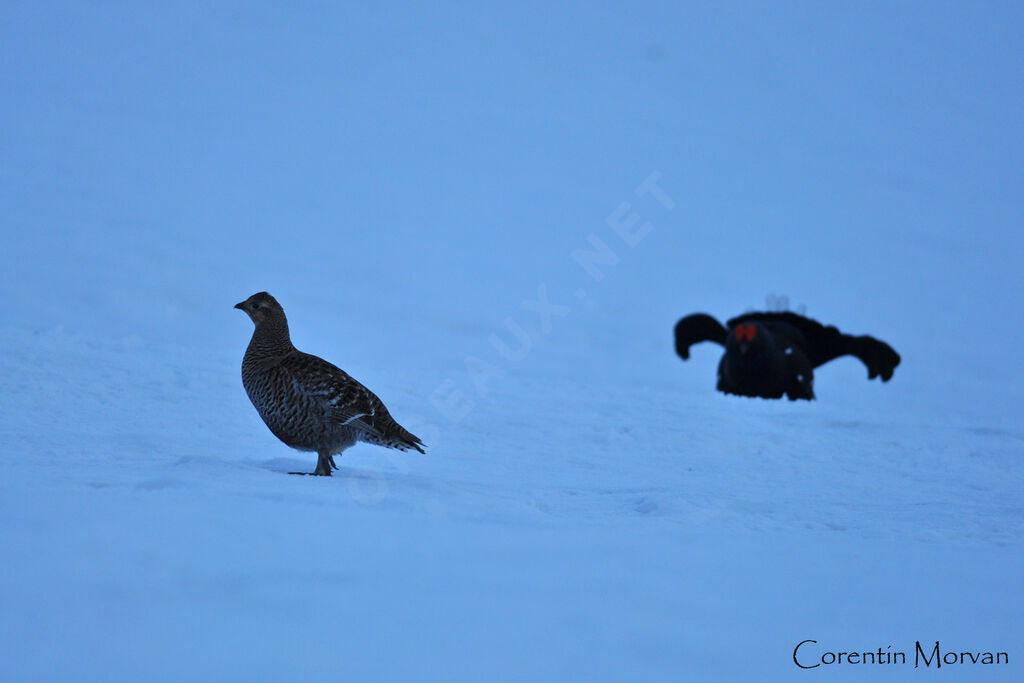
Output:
728 311 900 380
674 313 728 359
279 352 388 437
281 352 425 452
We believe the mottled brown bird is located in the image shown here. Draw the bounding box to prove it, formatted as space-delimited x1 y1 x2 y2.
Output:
235 292 424 476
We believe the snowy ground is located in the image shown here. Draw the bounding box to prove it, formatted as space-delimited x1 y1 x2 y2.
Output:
2 3 1022 681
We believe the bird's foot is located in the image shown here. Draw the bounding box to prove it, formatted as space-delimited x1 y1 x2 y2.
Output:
312 451 335 476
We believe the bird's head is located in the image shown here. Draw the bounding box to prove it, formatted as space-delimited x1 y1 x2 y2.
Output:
234 291 286 325
731 323 759 354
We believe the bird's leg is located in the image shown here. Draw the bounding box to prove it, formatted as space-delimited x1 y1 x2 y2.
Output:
313 451 334 476
329 455 338 470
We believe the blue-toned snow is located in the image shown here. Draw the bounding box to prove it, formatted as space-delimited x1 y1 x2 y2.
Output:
1 2 1022 681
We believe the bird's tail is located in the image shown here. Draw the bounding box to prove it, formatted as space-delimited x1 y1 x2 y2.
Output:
389 424 426 454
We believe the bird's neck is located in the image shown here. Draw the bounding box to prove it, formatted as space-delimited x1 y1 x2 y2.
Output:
248 318 295 359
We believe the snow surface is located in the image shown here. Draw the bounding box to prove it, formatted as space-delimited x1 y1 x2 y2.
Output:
2 2 1022 681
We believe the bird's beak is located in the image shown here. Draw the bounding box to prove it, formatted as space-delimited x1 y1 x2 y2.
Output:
234 301 246 311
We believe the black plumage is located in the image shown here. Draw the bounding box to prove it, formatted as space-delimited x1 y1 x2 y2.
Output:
674 311 900 400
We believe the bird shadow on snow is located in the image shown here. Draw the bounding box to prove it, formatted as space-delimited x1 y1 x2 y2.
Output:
241 457 458 512
128 456 263 492
246 457 320 475
248 457 386 484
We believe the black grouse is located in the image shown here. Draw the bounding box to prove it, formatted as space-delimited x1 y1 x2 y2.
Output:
674 311 900 400
236 292 424 475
